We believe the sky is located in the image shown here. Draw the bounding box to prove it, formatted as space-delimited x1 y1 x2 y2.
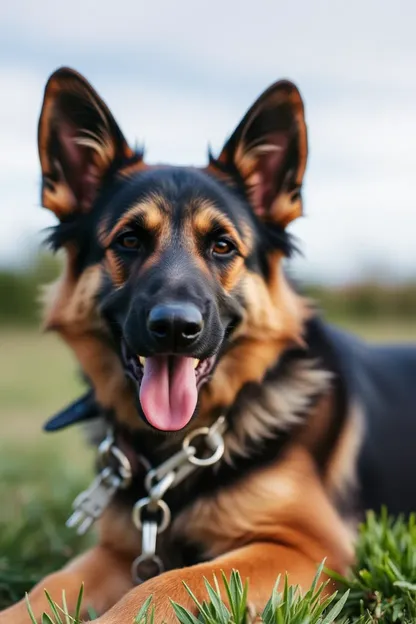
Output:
1 0 415 284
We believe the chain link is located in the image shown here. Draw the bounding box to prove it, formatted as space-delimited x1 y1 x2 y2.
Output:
131 416 226 583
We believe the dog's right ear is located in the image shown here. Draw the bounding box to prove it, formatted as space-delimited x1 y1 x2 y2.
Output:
38 67 134 220
214 80 307 229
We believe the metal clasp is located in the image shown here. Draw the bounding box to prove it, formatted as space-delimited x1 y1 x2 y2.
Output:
66 431 132 535
131 498 171 583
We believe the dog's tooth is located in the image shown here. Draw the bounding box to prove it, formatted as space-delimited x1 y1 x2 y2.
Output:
138 356 146 366
193 359 200 369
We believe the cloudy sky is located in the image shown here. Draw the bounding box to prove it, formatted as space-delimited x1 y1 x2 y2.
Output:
1 0 415 284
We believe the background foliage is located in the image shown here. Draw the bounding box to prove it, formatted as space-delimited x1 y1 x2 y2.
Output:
2 254 416 326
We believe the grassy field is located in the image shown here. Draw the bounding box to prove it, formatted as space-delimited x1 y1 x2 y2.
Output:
0 328 95 609
0 327 96 501
1 320 416 620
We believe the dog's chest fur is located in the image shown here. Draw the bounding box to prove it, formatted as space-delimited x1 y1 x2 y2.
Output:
89 353 357 572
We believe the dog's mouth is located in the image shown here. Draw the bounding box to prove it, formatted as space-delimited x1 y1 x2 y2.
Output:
121 341 216 431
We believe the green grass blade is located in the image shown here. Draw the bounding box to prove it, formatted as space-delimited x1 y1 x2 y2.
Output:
240 578 249 623
149 605 156 624
170 600 202 624
25 593 39 624
324 567 353 587
321 590 349 624
134 594 154 623
221 570 238 622
394 580 416 591
61 591 71 624
182 581 210 618
87 605 99 620
202 576 230 624
44 590 64 624
310 560 325 595
73 583 84 622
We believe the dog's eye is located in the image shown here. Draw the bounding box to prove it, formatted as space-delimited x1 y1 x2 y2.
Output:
115 231 141 251
212 238 236 257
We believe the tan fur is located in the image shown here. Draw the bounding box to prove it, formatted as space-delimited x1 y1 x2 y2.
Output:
325 402 364 509
105 249 126 287
191 202 250 256
185 199 251 287
101 197 167 248
42 258 138 427
117 159 148 178
238 259 309 342
42 257 103 333
223 360 332 462
200 263 309 415
175 443 354 568
0 546 133 623
92 542 337 624
101 197 169 287
99 506 142 559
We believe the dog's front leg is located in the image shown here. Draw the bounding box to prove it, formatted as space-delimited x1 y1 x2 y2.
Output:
0 545 133 624
93 541 338 624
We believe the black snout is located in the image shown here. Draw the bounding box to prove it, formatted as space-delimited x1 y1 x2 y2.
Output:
147 303 204 351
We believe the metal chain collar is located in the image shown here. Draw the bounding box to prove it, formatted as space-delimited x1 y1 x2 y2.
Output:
66 416 226 583
66 432 133 535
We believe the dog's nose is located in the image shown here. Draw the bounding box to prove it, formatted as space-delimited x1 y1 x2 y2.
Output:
147 303 204 350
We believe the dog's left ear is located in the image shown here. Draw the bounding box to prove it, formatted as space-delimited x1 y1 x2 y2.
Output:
216 81 307 228
38 67 134 220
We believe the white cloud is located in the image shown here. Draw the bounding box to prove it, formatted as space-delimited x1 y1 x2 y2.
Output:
2 0 415 88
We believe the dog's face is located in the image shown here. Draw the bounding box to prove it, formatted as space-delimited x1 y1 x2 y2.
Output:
38 68 308 432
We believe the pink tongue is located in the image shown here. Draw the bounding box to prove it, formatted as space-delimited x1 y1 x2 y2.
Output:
139 356 198 431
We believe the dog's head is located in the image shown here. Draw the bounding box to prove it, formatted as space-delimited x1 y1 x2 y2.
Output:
39 68 308 433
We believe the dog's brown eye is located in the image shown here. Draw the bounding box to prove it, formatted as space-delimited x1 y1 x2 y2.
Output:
116 232 141 251
212 238 235 257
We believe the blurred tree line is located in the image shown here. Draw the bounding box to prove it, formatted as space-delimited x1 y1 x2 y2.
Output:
0 254 416 325
0 254 61 325
307 283 416 322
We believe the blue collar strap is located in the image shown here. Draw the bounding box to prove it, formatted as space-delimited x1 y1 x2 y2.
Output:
43 390 100 432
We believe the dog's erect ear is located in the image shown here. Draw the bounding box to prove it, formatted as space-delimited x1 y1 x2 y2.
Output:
38 67 134 219
216 81 307 228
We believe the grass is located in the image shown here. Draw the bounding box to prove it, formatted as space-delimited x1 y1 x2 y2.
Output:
0 328 84 444
1 322 416 621
331 318 416 342
331 509 416 622
27 565 350 623
20 512 416 622
0 327 93 609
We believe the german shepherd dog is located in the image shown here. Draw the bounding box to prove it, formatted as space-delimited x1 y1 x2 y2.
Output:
2 68 416 623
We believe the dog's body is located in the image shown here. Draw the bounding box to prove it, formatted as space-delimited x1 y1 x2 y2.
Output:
2 68 416 623
328 323 416 516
